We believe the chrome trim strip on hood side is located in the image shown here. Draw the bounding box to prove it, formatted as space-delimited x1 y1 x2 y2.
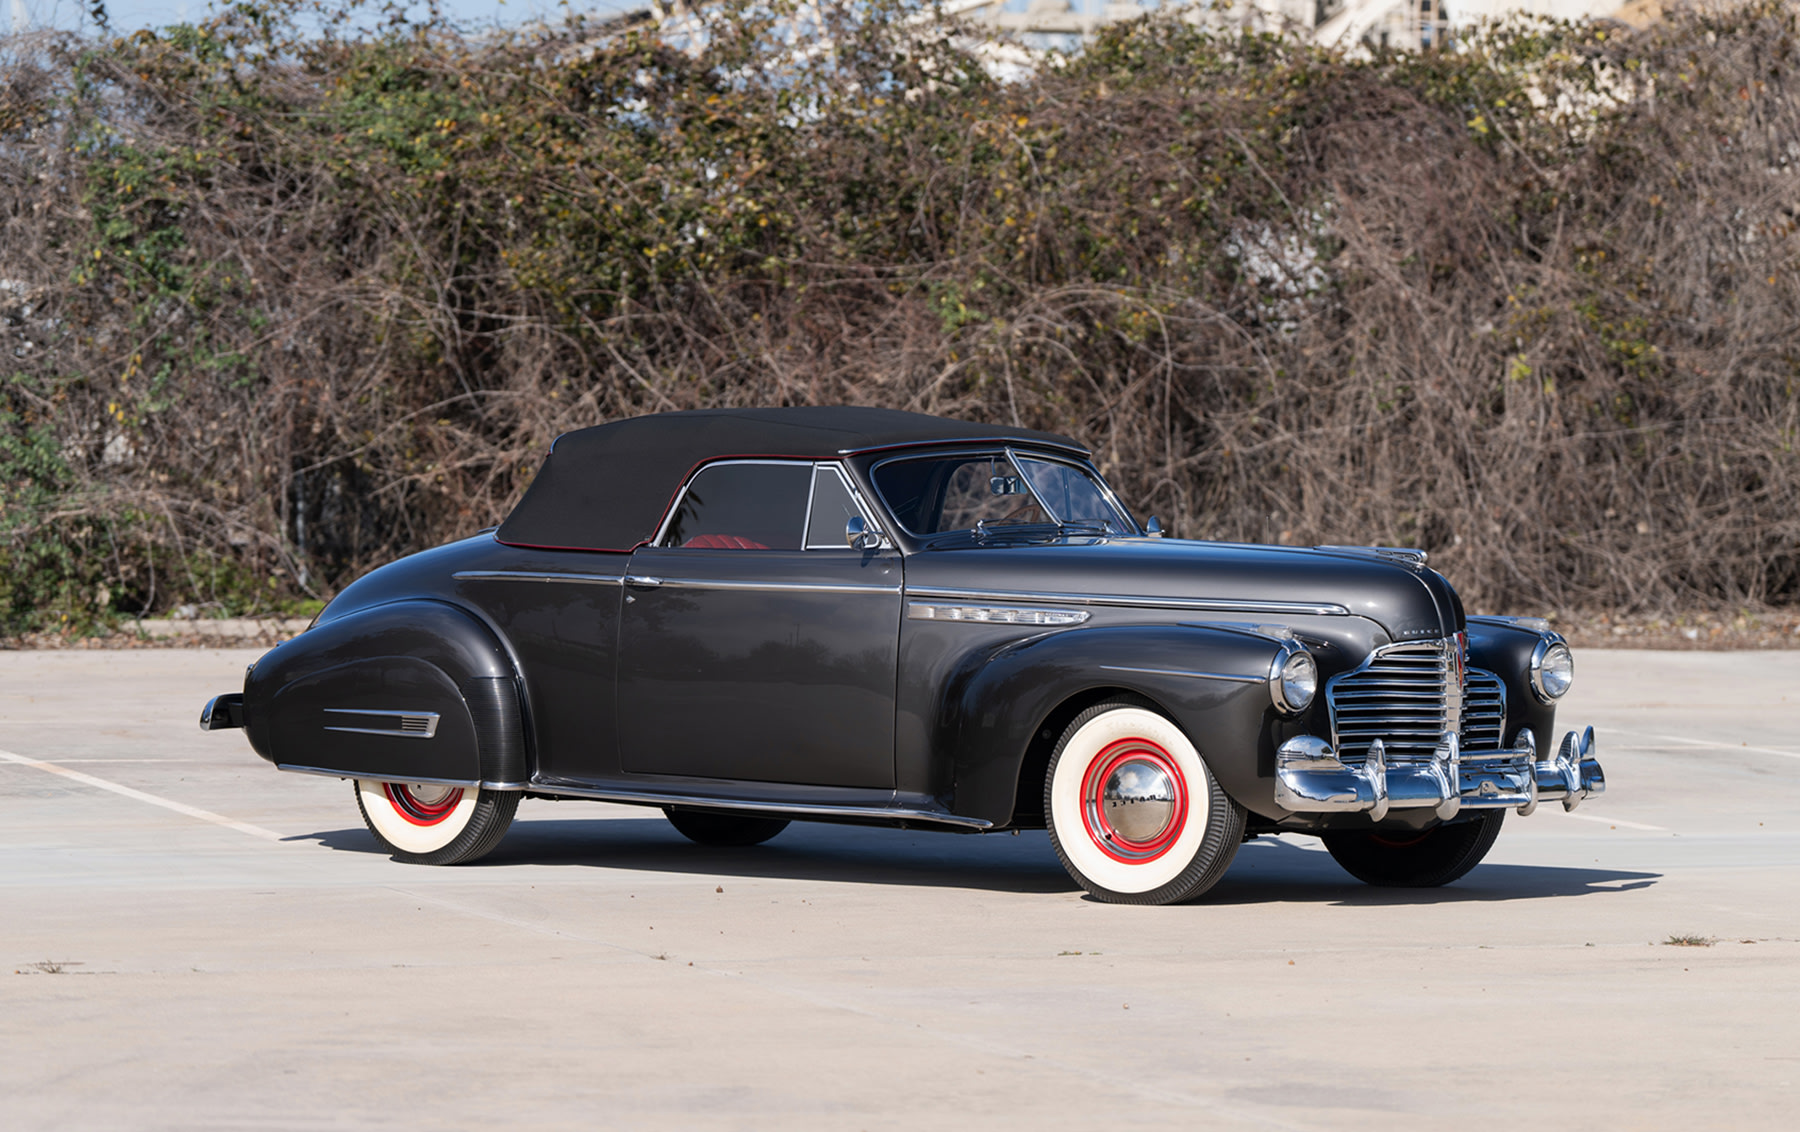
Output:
656 578 902 596
905 585 1350 618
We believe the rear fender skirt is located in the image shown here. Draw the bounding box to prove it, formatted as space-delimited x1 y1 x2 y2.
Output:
943 625 1296 827
243 600 526 789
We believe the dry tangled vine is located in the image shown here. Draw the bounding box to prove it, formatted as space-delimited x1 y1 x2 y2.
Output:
1 1 1796 632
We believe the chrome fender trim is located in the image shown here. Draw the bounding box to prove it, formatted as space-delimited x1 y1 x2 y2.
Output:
273 764 526 791
321 708 440 739
452 570 625 586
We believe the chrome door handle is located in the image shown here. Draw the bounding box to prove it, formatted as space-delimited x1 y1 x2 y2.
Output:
624 575 663 589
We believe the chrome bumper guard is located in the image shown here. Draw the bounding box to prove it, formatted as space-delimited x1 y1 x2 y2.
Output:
1274 726 1605 822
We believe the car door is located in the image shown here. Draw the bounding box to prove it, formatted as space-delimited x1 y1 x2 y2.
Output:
616 460 902 788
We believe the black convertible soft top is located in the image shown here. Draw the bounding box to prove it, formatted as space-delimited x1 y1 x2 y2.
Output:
496 406 1086 552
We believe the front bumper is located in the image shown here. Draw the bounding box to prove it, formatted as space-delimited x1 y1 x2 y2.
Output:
1273 726 1605 822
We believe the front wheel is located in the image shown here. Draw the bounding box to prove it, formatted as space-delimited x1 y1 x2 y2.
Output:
1044 697 1246 905
354 779 519 865
1321 810 1505 887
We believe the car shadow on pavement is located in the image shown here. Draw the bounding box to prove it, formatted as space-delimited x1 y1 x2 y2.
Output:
300 817 1080 895
296 815 1660 903
1208 836 1661 906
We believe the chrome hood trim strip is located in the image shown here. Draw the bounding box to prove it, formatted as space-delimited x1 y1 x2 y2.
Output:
655 578 901 595
905 585 1349 618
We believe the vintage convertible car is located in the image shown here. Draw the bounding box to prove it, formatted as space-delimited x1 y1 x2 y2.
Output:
201 407 1604 904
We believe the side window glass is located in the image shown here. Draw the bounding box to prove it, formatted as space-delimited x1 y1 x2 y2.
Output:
660 462 811 550
804 466 868 549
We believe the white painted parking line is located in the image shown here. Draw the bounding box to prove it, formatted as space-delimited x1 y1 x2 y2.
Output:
1602 728 1800 760
30 758 218 764
1561 812 1668 831
0 748 283 842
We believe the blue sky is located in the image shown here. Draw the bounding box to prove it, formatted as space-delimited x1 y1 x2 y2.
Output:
8 0 1128 38
7 0 648 35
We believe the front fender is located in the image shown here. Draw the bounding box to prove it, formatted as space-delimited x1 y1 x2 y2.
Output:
1466 618 1562 754
946 625 1300 826
243 599 526 788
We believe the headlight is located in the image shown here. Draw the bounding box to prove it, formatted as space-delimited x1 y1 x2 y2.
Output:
1529 639 1574 702
1269 650 1317 714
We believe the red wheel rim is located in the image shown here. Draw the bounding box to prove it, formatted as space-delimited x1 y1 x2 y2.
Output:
1079 738 1189 863
383 783 465 827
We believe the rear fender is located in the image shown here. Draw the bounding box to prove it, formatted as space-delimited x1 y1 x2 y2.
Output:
243 600 526 788
946 625 1295 826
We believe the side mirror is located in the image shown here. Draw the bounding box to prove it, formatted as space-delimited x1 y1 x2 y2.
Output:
1144 516 1165 539
845 516 881 550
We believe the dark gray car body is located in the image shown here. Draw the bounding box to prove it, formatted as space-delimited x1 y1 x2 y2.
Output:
217 408 1576 838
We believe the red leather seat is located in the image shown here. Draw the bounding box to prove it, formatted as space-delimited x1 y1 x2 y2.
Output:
682 534 770 550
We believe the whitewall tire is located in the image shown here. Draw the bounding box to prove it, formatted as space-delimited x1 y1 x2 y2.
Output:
1045 698 1246 904
354 779 519 865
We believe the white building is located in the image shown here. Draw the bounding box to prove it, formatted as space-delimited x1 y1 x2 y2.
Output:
954 0 1648 52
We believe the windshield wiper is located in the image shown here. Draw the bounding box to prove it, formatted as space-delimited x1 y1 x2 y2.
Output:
974 518 1060 536
1054 520 1115 537
971 518 1114 542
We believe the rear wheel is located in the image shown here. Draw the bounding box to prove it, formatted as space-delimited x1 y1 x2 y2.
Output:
1321 811 1505 887
354 779 519 865
1044 697 1246 905
663 807 790 847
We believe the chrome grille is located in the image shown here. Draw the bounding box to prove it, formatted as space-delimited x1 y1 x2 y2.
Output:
1327 640 1460 765
1459 669 1505 752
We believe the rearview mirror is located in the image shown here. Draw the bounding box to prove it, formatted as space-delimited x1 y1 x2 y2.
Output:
845 516 881 550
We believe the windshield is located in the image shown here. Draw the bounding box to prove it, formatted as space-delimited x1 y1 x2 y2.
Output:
1015 456 1126 530
872 451 1133 539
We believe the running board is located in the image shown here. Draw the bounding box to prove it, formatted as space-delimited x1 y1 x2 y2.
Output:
526 781 994 830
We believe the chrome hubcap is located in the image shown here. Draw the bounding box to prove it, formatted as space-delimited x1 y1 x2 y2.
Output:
405 783 457 808
1101 759 1178 843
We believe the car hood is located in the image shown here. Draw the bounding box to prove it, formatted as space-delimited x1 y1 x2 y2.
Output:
901 537 1459 643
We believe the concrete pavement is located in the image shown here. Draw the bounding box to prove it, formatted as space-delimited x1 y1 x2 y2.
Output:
1 647 1796 1130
